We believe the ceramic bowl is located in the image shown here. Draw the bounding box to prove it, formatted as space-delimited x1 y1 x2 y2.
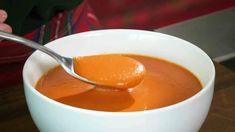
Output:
23 29 215 132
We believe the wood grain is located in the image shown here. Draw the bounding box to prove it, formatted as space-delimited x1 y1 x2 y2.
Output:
0 85 38 131
200 63 235 132
0 63 234 131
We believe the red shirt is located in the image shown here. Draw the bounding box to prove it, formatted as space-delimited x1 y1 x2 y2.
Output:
0 1 101 88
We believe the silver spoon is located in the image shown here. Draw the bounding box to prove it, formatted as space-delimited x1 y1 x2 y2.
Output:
0 31 96 85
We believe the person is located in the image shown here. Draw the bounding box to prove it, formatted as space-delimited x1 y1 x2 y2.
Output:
0 0 101 88
0 10 12 33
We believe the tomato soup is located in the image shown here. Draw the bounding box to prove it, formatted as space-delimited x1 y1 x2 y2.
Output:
73 54 145 89
36 54 202 112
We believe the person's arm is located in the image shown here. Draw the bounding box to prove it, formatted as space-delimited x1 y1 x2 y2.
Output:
0 9 12 33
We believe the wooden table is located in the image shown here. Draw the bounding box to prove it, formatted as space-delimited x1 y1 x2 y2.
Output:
0 63 235 131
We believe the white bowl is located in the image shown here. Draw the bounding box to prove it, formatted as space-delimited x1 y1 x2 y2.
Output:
23 29 215 132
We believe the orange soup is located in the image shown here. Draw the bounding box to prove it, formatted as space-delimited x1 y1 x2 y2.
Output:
36 54 202 112
73 54 145 89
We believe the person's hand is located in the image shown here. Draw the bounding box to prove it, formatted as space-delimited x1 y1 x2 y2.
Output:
0 9 12 33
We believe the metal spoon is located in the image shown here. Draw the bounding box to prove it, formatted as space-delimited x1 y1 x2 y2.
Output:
0 31 96 85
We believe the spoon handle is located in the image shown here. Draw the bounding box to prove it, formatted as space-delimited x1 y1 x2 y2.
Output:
0 31 64 63
0 31 94 84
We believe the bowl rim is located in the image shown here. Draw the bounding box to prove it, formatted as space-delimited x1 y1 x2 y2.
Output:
23 29 215 115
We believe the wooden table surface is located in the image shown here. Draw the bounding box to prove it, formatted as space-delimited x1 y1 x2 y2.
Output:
0 63 235 131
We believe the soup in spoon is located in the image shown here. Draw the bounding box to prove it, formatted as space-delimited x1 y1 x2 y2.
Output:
73 54 145 89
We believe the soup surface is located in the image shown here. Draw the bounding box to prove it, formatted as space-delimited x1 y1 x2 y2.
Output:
36 54 202 112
